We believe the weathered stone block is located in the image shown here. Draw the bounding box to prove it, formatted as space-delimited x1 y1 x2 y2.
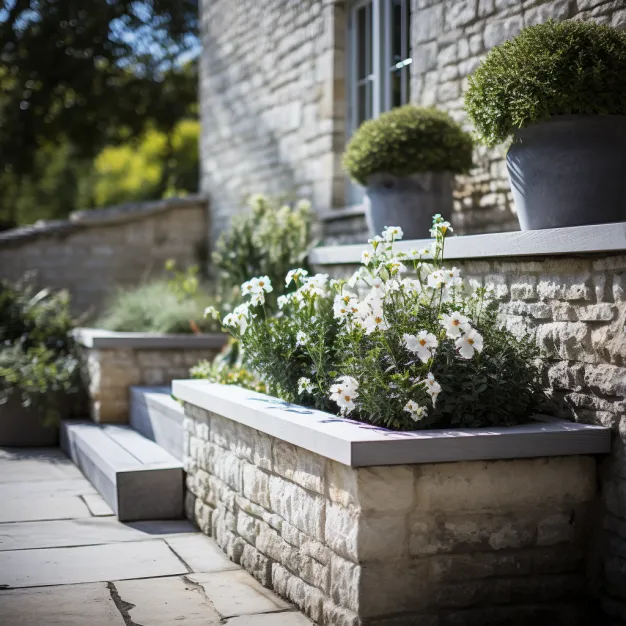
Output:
273 439 326 495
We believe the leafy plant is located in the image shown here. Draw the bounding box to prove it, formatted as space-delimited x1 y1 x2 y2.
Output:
342 105 473 187
97 278 221 334
465 20 626 147
208 218 545 430
0 278 84 420
212 194 313 311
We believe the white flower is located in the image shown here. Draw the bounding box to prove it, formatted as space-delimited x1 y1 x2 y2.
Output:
387 259 407 275
296 330 308 347
455 328 484 359
429 220 453 237
403 331 438 363
427 269 447 290
420 247 432 257
241 280 255 296
361 250 373 264
382 226 404 241
242 275 273 296
440 311 469 338
401 278 421 296
203 306 219 320
285 268 308 286
329 375 359 416
443 266 462 287
298 377 315 395
421 373 442 406
277 294 291 309
223 303 250 335
404 400 426 422
333 292 358 320
363 311 388 335
249 291 265 306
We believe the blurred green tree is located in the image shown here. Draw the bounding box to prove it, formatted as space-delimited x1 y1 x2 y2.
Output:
0 0 199 229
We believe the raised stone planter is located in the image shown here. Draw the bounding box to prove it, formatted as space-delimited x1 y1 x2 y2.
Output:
173 379 611 626
74 329 227 424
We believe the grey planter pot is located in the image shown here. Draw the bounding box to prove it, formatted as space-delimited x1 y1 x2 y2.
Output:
507 115 626 230
0 395 59 447
364 172 454 239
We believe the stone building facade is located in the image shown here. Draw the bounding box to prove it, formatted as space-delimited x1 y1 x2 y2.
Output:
199 0 626 243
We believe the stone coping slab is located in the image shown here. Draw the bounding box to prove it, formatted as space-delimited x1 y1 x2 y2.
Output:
172 380 611 467
73 328 228 350
309 220 626 264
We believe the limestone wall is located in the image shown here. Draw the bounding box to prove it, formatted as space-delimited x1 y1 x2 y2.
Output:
183 402 598 625
199 0 346 242
314 249 626 621
0 196 208 316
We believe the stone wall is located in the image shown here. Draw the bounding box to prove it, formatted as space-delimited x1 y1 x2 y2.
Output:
183 402 599 625
410 0 626 237
0 196 208 316
78 343 222 424
199 0 347 242
314 249 626 622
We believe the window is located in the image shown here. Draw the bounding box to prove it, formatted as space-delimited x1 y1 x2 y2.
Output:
348 0 412 135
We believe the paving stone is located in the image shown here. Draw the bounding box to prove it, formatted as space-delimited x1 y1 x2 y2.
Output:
0 448 84 483
0 494 91 523
82 493 114 516
188 570 292 617
0 517 196 552
0 582 125 626
166 534 239 573
114 576 222 625
226 612 312 625
0 539 188 588
0 479 96 500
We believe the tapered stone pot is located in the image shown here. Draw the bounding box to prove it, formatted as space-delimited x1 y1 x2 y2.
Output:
0 394 59 446
365 171 454 239
507 115 626 230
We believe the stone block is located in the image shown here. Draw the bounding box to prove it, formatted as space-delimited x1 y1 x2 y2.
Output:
272 563 325 624
415 4 444 42
357 465 415 513
446 0 478 28
576 303 616 322
484 15 523 48
242 463 272 510
273 439 326 495
240 543 273 587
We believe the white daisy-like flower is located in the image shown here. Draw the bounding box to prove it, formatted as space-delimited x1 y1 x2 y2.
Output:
223 303 250 335
440 311 469 338
429 220 453 238
298 377 315 395
363 311 388 335
329 375 359 416
443 266 462 287
387 259 407 275
249 291 265 307
404 400 426 422
427 269 447 290
296 330 308 347
455 328 484 359
421 372 442 406
403 331 438 363
203 306 219 320
285 268 308 286
382 226 404 241
277 294 291 309
400 278 421 296
361 250 373 264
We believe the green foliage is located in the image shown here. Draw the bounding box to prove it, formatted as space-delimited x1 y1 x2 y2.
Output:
212 194 313 310
342 105 474 186
97 278 221 334
214 220 544 431
87 119 199 208
0 278 83 418
465 20 626 147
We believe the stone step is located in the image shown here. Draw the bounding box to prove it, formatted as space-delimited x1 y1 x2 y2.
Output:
129 386 184 462
61 421 184 522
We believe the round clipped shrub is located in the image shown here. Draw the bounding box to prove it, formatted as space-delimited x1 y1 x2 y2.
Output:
465 20 626 148
342 105 473 186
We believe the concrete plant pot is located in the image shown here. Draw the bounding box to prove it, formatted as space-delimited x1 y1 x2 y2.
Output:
365 171 454 239
507 115 626 230
0 394 59 447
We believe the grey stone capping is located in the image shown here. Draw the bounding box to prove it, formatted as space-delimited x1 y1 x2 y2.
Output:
73 328 228 350
318 204 366 222
0 194 207 246
310 221 626 264
172 380 611 467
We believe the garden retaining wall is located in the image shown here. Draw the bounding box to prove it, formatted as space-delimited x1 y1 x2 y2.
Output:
74 329 226 424
174 380 609 625
0 196 208 316
310 222 626 622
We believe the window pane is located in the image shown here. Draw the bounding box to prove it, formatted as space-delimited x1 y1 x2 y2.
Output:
391 70 402 108
357 4 372 80
357 83 368 126
391 0 402 65
404 0 411 60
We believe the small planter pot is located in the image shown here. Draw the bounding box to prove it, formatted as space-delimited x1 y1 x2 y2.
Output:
365 172 454 239
507 115 626 230
0 394 59 447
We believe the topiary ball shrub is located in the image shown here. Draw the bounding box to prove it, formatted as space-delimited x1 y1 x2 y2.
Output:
465 20 626 148
342 105 474 186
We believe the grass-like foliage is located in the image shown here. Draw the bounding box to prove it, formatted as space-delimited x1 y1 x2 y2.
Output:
465 20 626 147
98 279 221 334
342 105 473 187
207 219 545 430
0 278 83 419
212 194 313 311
